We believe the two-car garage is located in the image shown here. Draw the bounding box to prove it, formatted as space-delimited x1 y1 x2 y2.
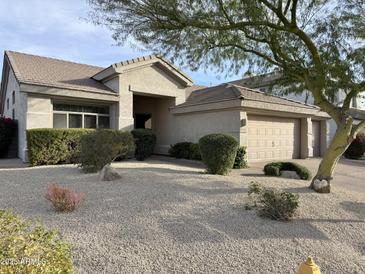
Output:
172 83 329 162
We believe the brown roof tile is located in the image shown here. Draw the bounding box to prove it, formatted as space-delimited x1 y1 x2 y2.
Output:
5 51 115 94
177 83 318 109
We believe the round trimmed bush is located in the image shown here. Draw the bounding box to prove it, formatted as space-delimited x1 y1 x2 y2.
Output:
131 129 156 161
264 162 311 180
344 132 365 159
0 209 73 273
199 133 239 175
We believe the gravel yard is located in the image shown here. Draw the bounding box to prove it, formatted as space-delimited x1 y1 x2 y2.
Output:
0 156 364 273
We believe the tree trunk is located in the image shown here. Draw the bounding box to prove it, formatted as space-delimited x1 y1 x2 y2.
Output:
310 121 353 193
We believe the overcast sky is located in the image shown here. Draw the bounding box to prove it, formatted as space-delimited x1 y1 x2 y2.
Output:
0 0 243 86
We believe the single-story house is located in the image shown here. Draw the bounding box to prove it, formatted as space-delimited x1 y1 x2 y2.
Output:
0 51 329 162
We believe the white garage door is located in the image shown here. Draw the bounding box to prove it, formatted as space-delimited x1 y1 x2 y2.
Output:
247 115 300 161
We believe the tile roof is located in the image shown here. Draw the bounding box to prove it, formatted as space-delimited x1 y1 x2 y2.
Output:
5 51 115 94
177 83 318 109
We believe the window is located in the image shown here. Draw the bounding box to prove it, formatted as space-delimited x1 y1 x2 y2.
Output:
84 115 97 128
53 113 67 128
12 109 15 120
52 103 109 129
98 116 110 129
12 91 15 105
6 98 9 110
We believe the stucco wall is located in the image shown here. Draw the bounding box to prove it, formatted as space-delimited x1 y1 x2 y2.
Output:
1 67 28 160
173 109 241 146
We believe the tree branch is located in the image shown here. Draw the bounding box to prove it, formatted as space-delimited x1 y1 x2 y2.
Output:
351 120 365 136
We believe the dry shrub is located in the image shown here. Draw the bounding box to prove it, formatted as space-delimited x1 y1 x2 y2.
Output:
45 183 84 212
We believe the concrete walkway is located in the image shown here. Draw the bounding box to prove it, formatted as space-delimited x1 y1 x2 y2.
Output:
0 158 28 169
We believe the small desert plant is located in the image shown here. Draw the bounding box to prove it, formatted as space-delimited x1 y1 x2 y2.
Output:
199 133 239 175
45 183 84 212
344 132 365 159
233 146 248 169
246 182 299 221
0 209 73 273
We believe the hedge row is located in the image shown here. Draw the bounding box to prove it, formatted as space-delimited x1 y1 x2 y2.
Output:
27 129 94 166
27 128 157 166
168 142 201 160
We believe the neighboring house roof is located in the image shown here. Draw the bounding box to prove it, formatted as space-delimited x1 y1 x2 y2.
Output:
92 54 193 86
5 51 115 94
348 108 365 120
230 72 281 89
177 83 319 110
185 85 206 99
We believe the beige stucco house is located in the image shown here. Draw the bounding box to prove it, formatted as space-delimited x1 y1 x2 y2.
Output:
0 51 329 162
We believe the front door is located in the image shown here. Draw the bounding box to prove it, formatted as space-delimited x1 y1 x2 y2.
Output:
134 113 152 129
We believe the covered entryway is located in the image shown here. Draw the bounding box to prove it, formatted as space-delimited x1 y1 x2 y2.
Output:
247 115 301 161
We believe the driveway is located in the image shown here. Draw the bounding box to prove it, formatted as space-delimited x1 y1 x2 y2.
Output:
246 158 365 193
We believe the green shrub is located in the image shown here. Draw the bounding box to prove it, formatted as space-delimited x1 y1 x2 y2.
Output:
344 132 365 159
189 143 202 160
0 117 17 157
131 129 156 161
263 162 311 180
79 130 134 172
0 209 73 273
199 133 239 175
246 182 299 221
233 146 248 169
27 128 94 166
169 142 202 160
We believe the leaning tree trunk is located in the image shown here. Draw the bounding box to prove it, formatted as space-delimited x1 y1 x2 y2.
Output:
310 121 353 193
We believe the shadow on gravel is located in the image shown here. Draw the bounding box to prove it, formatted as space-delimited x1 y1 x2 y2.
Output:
340 201 365 219
160 204 329 242
240 173 267 177
120 167 203 175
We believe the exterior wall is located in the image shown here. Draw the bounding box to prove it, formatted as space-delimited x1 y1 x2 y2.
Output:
173 109 241 146
1 67 28 160
21 95 53 161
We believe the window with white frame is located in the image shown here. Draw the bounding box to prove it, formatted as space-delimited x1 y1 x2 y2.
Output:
53 103 110 129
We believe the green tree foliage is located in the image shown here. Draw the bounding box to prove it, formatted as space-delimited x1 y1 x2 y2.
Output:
89 0 365 192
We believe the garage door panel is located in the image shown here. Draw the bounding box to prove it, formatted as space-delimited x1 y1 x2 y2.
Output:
247 115 300 161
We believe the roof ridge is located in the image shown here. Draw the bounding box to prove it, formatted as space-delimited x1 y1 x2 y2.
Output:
110 54 193 83
230 83 318 108
5 50 104 70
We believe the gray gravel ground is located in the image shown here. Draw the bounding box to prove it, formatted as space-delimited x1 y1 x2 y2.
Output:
0 156 364 273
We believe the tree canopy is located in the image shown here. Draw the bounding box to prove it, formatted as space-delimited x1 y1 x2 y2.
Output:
89 0 365 192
